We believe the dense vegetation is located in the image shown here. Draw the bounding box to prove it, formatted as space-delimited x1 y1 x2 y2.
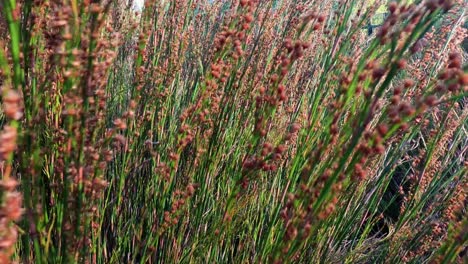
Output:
0 0 466 263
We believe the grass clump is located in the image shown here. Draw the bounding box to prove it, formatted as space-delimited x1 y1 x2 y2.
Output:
0 0 467 263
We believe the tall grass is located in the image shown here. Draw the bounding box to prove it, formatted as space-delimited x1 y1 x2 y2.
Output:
0 0 467 263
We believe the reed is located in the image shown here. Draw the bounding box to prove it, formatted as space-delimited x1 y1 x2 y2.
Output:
0 0 466 263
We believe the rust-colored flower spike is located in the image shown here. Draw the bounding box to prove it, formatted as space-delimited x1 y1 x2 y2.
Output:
2 89 23 120
0 178 18 192
0 126 18 160
0 125 22 263
3 192 23 222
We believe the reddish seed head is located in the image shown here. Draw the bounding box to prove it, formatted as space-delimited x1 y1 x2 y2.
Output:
377 124 388 137
211 70 221 79
269 164 278 171
93 178 108 189
400 123 409 131
374 144 385 154
341 75 351 85
448 52 459 61
243 159 254 169
89 4 102 13
441 0 453 11
3 89 23 120
317 15 326 23
303 222 312 235
372 67 386 80
394 86 403 95
279 92 287 102
354 163 366 180
435 83 446 92
271 74 279 83
186 185 195 196
359 157 367 165
388 106 398 118
448 59 461 69
330 124 338 134
293 42 304 56
389 2 398 13
263 142 273 152
459 73 468 86
290 123 301 133
403 79 414 88
397 59 407 69
410 39 425 53
365 60 376 70
0 178 19 191
359 144 371 155
5 192 23 221
447 83 460 92
438 70 449 80
275 145 286 154
374 134 383 144
356 85 362 94
425 0 438 11
3 90 21 103
377 25 389 39
244 14 254 23
302 42 311 49
113 118 127 129
392 116 402 124
277 84 285 94
404 24 415 33
398 101 410 111
358 73 367 81
285 38 293 50
424 95 438 107
211 64 220 71
273 153 282 161
259 86 266 94
62 33 72 40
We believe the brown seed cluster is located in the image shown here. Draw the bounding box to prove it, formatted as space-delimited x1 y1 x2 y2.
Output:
159 184 197 235
0 85 23 262
0 164 22 263
0 0 464 262
2 89 22 121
